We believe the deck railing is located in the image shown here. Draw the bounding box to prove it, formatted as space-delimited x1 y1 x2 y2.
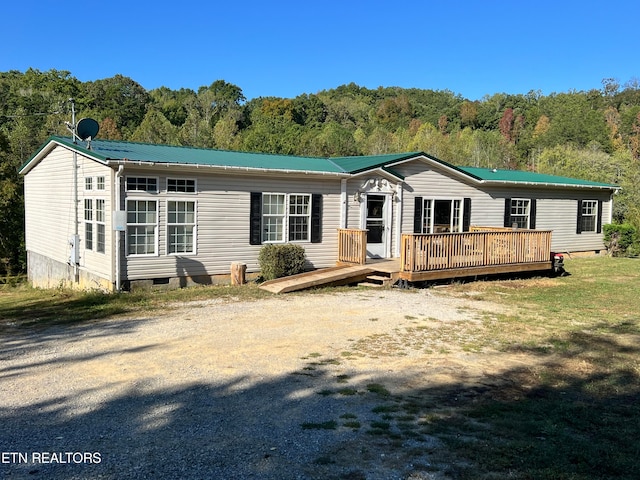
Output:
400 230 552 273
469 225 513 232
337 228 367 265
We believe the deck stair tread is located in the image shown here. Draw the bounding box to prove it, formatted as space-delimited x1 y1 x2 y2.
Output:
366 274 392 282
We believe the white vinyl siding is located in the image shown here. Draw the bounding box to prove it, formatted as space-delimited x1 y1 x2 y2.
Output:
392 159 612 254
23 145 113 287
121 170 341 280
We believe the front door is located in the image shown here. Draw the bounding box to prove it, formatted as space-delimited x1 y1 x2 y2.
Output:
365 194 390 258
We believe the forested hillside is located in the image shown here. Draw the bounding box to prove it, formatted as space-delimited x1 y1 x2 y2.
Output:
2 69 640 275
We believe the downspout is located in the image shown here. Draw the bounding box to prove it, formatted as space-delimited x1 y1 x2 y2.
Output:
340 179 348 228
115 165 124 291
394 182 403 257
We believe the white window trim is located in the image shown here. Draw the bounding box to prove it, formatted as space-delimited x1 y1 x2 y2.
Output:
581 200 599 233
125 176 160 193
96 176 105 191
510 198 531 229
262 193 312 244
166 178 197 194
96 199 106 254
166 199 197 255
126 198 159 257
85 177 93 191
421 197 465 234
262 193 286 244
84 199 93 251
287 194 312 243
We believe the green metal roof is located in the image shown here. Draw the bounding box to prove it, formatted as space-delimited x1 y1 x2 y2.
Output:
48 136 347 174
330 152 423 173
459 166 618 188
20 136 618 190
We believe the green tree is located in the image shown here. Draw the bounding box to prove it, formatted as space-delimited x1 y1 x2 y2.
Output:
130 109 178 144
81 74 149 137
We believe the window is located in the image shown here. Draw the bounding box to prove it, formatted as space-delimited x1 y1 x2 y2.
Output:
262 193 286 242
96 199 106 253
127 200 157 255
288 194 311 241
167 201 196 254
504 198 536 229
167 178 196 193
417 198 466 233
250 192 321 245
84 199 93 250
579 200 598 233
510 199 530 229
85 177 93 191
126 177 158 193
96 176 105 190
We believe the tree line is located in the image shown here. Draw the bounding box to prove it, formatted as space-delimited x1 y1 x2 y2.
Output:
2 69 640 274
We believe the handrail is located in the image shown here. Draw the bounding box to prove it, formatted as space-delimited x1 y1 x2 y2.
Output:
401 230 552 273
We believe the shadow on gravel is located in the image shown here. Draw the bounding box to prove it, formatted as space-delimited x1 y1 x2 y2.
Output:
2 324 640 480
0 318 153 365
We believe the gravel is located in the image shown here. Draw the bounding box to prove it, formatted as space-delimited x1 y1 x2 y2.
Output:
0 288 490 479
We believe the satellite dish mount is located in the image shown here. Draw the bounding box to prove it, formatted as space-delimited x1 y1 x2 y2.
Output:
65 99 99 148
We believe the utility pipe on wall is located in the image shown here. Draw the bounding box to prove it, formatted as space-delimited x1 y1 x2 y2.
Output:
115 165 124 291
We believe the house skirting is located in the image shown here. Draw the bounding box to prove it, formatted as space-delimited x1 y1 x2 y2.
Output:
27 250 113 291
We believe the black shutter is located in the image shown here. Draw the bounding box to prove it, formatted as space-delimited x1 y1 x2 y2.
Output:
504 198 512 227
463 198 471 232
529 199 537 229
311 194 322 243
597 200 603 234
576 200 583 234
413 197 423 233
250 192 262 245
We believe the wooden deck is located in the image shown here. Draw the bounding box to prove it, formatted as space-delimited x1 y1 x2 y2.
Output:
259 229 555 294
399 230 553 282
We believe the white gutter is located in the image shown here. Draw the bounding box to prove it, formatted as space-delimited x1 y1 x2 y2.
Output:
340 179 347 228
479 180 620 190
105 160 350 178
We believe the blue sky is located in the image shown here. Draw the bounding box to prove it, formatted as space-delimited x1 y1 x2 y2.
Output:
3 0 639 101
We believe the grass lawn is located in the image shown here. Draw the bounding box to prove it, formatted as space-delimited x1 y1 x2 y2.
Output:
421 256 640 479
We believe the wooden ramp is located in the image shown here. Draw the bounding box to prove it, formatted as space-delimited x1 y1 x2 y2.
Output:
259 261 399 294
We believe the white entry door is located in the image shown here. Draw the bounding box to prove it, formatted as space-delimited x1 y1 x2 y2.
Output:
364 194 390 258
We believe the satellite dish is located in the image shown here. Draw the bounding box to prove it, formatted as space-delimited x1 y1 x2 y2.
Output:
76 118 99 141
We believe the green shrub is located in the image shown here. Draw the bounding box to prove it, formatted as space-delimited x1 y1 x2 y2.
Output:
258 244 307 280
603 223 638 257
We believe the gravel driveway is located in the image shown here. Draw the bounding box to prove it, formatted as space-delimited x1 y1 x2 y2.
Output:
1 288 506 479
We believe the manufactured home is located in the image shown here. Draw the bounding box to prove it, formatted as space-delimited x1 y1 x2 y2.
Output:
20 136 619 291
